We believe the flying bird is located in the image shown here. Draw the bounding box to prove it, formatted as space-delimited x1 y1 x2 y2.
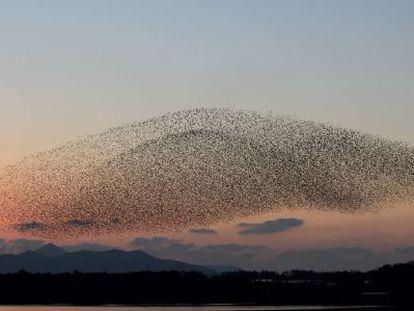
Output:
0 108 413 238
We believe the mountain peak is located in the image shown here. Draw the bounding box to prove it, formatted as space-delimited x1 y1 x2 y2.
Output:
35 243 66 257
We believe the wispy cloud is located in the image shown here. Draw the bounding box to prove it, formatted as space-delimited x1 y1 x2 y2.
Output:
66 219 94 227
237 218 304 235
13 222 45 232
189 228 217 235
130 236 266 268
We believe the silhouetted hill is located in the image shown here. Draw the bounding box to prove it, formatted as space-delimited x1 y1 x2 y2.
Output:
35 243 67 257
0 244 213 274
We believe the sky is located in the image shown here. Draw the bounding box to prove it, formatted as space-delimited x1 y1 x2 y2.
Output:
0 0 413 270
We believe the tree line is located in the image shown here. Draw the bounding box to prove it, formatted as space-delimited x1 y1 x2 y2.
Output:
0 261 413 307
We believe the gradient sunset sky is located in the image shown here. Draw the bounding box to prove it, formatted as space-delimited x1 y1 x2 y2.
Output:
0 0 413 269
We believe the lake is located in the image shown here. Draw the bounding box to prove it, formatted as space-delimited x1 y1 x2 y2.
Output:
0 306 389 311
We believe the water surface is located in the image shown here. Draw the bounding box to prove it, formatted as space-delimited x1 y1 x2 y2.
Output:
0 305 387 311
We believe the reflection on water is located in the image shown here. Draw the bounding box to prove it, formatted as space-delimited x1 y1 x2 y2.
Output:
0 306 387 311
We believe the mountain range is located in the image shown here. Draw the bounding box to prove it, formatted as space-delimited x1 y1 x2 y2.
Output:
0 244 237 274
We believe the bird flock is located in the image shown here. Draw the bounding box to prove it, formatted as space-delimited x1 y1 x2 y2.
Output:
0 108 413 238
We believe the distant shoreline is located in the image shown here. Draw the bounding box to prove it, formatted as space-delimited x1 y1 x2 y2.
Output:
0 262 413 308
0 304 392 310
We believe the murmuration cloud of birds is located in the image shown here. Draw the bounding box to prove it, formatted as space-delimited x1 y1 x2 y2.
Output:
0 108 413 238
